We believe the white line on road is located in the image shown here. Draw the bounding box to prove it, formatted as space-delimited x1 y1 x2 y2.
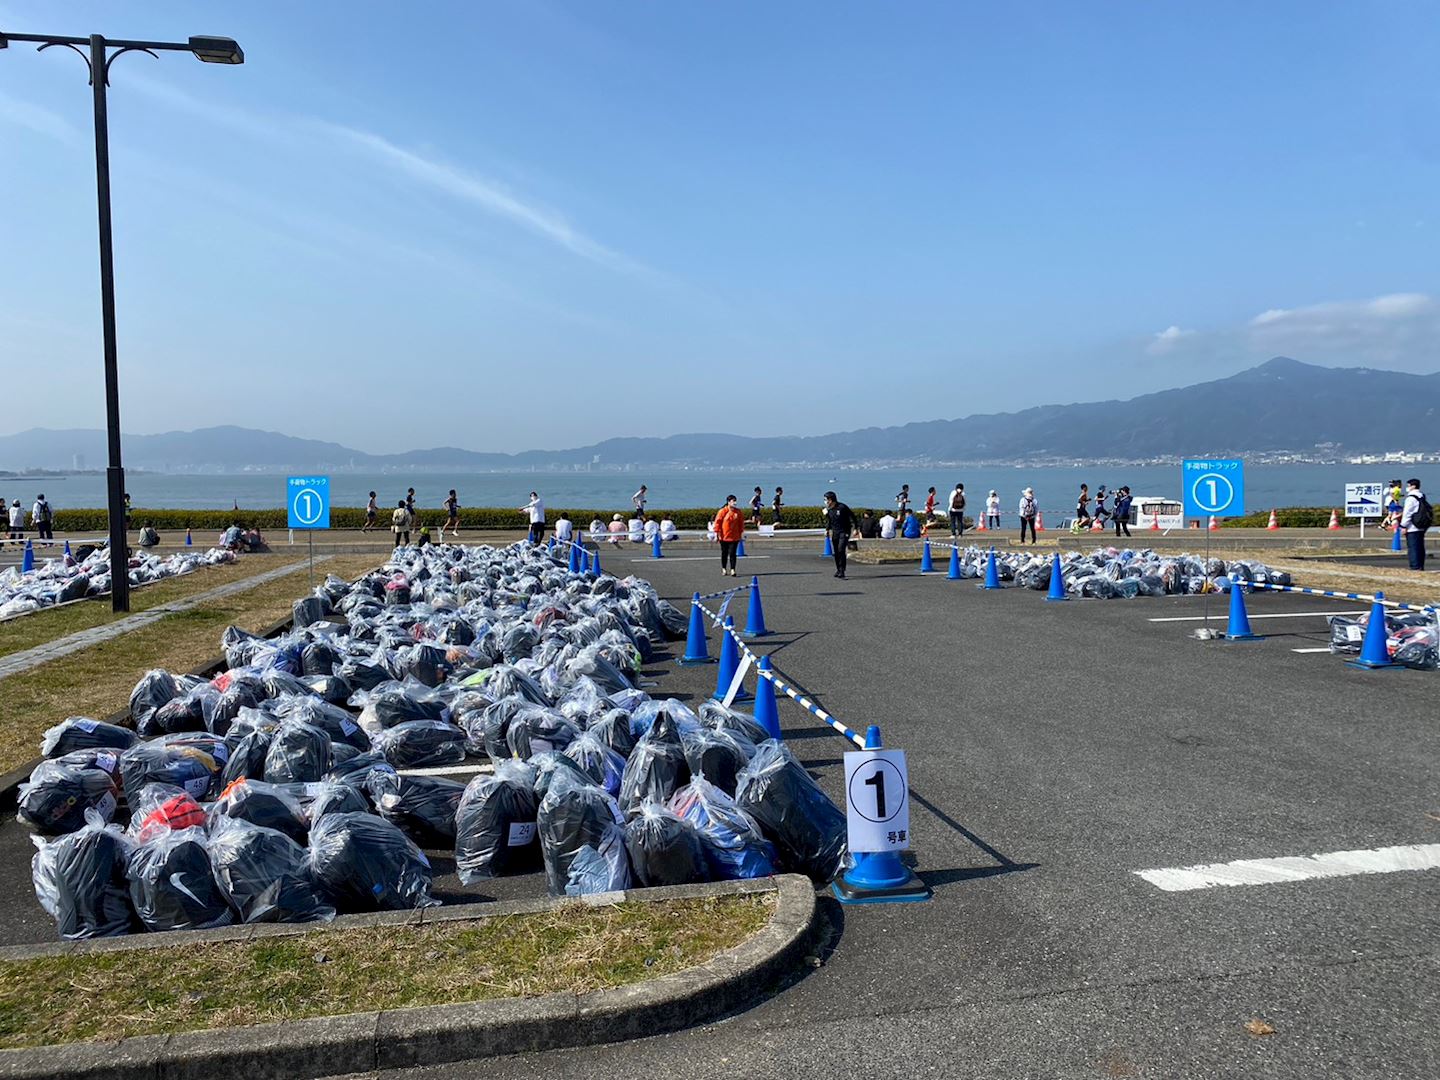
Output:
1291 647 1334 654
1136 843 1440 892
628 556 772 563
1147 610 1363 623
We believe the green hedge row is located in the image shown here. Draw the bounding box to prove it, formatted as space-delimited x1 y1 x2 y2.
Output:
53 506 836 532
1221 507 1346 529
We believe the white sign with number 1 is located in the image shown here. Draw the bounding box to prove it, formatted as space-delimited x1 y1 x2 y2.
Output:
843 748 911 852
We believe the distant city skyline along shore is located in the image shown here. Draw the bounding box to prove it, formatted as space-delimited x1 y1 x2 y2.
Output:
2 465 1419 516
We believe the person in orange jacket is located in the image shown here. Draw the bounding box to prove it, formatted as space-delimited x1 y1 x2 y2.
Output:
714 494 746 577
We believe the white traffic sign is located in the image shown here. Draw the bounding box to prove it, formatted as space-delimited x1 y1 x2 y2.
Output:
1345 482 1385 518
843 748 910 852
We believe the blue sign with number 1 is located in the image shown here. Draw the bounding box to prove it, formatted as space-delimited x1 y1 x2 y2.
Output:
287 476 330 529
1182 459 1245 519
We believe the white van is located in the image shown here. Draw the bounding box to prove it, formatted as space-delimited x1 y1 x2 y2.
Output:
1128 497 1184 532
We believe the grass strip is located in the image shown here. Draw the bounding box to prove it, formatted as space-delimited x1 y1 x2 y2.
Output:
0 556 309 661
0 555 380 775
0 894 775 1049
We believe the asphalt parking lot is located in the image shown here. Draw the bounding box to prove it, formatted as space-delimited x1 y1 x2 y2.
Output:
6 539 1437 1078
361 541 1439 1079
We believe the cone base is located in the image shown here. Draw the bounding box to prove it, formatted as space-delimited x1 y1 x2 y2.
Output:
1044 595 1070 602
978 583 1004 590
712 690 752 702
1223 633 1264 642
1344 658 1400 670
677 656 717 666
740 629 772 639
832 867 932 905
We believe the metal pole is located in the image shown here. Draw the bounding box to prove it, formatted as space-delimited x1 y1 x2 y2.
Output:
90 34 130 613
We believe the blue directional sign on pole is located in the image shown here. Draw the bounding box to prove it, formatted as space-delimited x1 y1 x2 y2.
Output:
287 476 330 530
1182 459 1245 519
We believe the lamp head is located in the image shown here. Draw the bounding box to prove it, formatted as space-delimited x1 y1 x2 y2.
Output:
189 35 242 64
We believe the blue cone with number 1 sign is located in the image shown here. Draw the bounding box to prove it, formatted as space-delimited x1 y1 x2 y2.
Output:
832 725 931 905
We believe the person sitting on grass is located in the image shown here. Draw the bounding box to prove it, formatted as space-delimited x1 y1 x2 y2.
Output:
660 517 678 541
417 524 433 547
590 517 606 542
608 514 626 544
554 512 574 545
138 523 160 548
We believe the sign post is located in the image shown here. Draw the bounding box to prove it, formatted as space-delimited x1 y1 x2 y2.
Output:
1345 482 1384 540
286 476 330 587
832 724 930 904
1182 459 1246 633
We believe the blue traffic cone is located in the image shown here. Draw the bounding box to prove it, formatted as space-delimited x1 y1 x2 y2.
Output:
591 545 603 576
947 545 961 580
742 575 771 637
678 593 715 665
919 540 934 574
713 617 751 701
831 724 932 905
580 548 592 575
568 542 580 573
822 532 834 558
184 528 192 547
1224 576 1260 640
737 535 747 557
979 548 1002 590
22 540 34 573
1392 524 1404 552
651 532 663 559
63 539 72 558
1346 594 1397 669
1045 552 1068 601
547 536 556 553
754 655 781 739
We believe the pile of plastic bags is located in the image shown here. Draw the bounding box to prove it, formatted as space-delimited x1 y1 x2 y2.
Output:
0 545 236 620
22 541 847 939
945 545 1292 599
1328 609 1439 670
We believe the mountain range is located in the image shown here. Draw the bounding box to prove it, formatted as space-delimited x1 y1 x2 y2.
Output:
2 358 1436 471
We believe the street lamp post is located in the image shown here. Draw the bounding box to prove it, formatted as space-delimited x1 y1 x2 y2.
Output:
0 30 243 612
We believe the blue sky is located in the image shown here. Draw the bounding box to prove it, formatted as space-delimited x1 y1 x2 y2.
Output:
2 1 1437 453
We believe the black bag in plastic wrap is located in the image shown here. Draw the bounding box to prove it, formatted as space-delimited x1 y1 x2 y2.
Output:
681 728 752 796
734 740 846 881
300 640 342 677
293 595 335 628
31 815 134 939
263 721 332 784
505 707 580 761
276 697 370 751
128 669 179 730
624 802 709 887
471 696 525 763
698 702 771 747
337 657 391 692
145 694 208 738
564 732 626 798
586 708 637 759
618 713 690 816
207 816 334 924
300 672 353 705
538 773 628 897
126 827 233 932
118 741 222 803
366 771 464 848
18 760 120 836
369 683 448 728
210 779 310 843
483 664 550 707
40 717 137 759
219 729 273 788
304 780 372 823
669 778 777 880
373 720 467 768
454 760 540 882
209 674 268 736
309 812 437 912
324 750 390 793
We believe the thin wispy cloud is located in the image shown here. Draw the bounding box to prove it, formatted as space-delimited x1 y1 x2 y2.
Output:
0 90 81 146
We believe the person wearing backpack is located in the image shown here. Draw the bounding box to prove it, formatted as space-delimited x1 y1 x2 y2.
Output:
948 483 966 539
1400 478 1430 571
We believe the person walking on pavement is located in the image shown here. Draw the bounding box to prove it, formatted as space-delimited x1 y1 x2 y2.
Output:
7 499 23 541
715 494 745 577
823 491 855 579
985 490 1000 530
749 487 764 528
632 485 648 521
948 483 966 538
1113 486 1133 538
1400 478 1430 571
32 494 53 544
443 489 461 538
520 491 545 545
391 500 412 548
364 491 378 534
1018 488 1039 544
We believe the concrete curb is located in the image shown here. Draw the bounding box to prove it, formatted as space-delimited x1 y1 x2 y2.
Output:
0 874 818 1080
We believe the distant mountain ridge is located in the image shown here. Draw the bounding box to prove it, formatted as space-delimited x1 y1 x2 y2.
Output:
2 358 1436 471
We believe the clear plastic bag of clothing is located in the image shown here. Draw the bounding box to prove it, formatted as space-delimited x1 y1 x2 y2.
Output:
118 741 222 803
734 740 846 881
263 721 333 785
698 702 771 747
207 815 334 924
506 707 581 761
668 777 776 880
680 726 753 797
128 783 207 838
624 801 709 887
365 771 464 848
274 696 370 751
539 772 628 897
18 759 120 836
585 708 637 759
618 717 691 818
31 810 134 939
373 719 467 768
210 778 311 843
563 833 633 896
125 826 233 932
455 760 540 882
128 669 179 730
563 731 627 798
40 717 137 759
309 811 437 912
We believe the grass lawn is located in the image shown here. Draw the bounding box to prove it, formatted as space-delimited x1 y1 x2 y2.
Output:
0 555 380 775
0 894 775 1049
0 556 308 661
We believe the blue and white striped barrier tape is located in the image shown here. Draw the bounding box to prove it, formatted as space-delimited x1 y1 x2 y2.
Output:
1243 579 1436 614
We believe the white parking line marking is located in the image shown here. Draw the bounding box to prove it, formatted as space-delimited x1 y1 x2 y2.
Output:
1291 647 1334 654
398 763 491 778
1148 610 1363 623
1136 843 1440 892
627 556 771 562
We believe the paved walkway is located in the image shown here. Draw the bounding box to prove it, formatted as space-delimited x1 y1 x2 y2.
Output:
0 557 330 682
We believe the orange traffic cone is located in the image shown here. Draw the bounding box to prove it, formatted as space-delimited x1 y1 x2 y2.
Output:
1327 509 1341 531
1149 511 1160 531
1266 510 1279 531
1035 511 1045 533
976 514 986 532
1091 517 1104 532
1208 516 1219 531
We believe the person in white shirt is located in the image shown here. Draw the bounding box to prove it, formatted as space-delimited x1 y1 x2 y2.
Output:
554 513 574 544
643 518 660 544
520 492 545 544
32 494 54 543
589 518 605 542
632 485 648 520
985 490 1001 530
8 500 24 539
878 513 897 539
628 517 644 543
660 518 678 541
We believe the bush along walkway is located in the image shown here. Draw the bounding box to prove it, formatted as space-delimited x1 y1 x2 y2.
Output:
0 558 330 683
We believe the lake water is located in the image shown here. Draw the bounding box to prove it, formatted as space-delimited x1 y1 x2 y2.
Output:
3 465 1399 515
